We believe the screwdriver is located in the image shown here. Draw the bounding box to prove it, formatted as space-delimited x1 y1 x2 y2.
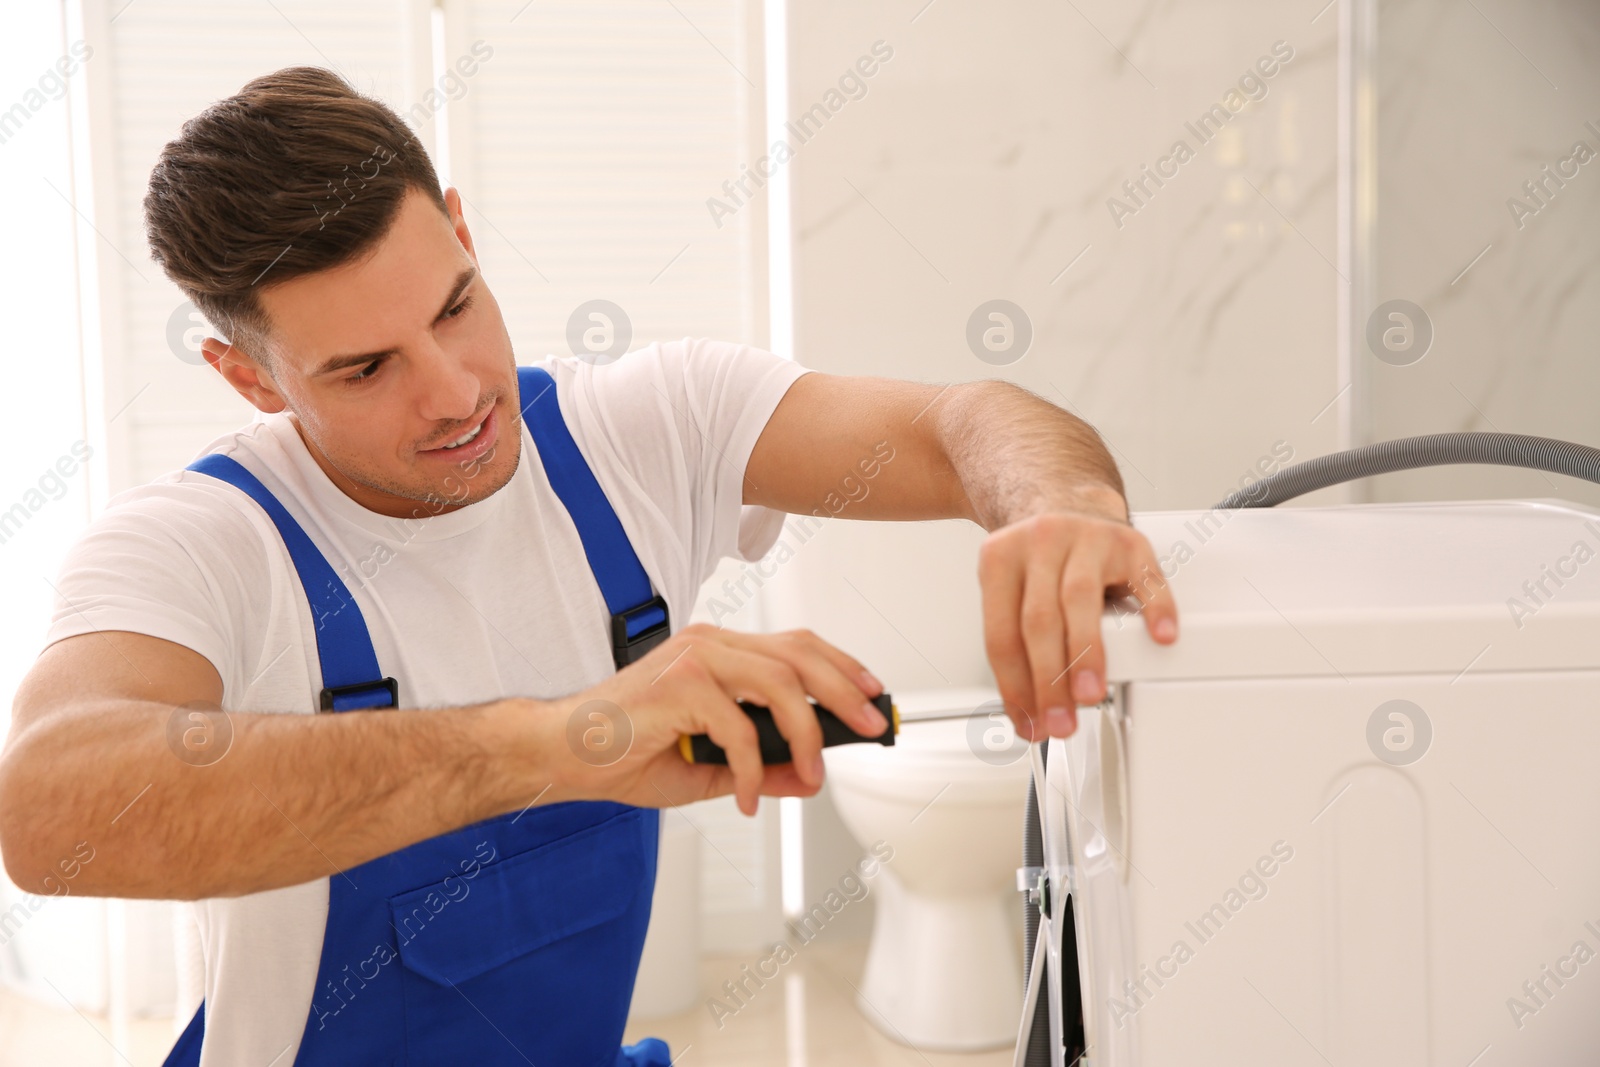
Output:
678 693 898 765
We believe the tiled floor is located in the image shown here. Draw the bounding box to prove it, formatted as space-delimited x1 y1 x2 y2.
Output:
626 938 1016 1067
0 938 1014 1066
0 989 174 1067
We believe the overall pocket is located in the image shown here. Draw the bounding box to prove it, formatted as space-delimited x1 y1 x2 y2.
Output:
389 806 657 1067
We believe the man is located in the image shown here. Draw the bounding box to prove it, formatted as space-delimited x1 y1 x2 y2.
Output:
0 68 1176 1064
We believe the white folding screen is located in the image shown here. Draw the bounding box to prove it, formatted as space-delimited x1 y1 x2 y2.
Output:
440 0 768 366
80 0 431 493
0 0 107 1018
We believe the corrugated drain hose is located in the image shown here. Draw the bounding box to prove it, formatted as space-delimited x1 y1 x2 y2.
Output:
1214 431 1600 510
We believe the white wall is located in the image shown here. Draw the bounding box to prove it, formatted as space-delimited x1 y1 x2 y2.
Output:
767 0 1344 691
1364 0 1600 506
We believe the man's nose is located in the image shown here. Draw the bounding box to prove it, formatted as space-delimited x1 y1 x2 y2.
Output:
414 345 482 426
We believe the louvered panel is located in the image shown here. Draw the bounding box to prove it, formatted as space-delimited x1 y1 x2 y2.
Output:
93 0 420 488
449 0 757 362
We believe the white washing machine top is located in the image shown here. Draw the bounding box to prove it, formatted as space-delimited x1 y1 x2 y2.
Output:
1104 498 1600 682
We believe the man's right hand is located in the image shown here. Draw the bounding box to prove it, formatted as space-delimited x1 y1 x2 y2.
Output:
538 623 888 817
0 624 884 900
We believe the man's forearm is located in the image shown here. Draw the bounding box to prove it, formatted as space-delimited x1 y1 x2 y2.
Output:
748 371 1172 739
932 380 1129 529
0 698 554 900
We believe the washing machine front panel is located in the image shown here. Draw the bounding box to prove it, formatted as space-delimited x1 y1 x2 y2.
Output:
1101 668 1600 1066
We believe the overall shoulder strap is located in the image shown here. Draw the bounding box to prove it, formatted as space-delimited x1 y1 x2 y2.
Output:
518 364 669 668
185 453 398 712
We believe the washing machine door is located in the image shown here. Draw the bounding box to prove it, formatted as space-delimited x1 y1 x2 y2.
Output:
1016 698 1139 1067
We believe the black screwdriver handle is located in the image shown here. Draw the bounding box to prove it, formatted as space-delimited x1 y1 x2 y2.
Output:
678 692 897 765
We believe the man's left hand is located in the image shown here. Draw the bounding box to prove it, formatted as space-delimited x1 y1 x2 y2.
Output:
977 507 1177 739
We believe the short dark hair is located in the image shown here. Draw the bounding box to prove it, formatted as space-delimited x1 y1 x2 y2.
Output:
144 66 447 370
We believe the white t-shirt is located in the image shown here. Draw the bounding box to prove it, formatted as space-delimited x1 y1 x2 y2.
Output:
40 337 809 1065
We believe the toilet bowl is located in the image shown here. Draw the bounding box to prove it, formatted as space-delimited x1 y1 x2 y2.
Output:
823 687 1031 1051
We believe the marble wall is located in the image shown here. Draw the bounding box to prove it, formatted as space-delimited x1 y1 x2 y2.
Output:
765 0 1345 690
1366 0 1600 505
761 0 1600 693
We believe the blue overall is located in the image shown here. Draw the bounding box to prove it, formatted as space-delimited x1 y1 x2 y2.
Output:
164 366 674 1067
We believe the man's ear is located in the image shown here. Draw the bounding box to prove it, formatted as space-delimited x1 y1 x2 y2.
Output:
443 187 478 264
202 336 289 414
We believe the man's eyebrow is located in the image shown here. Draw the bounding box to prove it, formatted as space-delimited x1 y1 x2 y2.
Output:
309 267 480 378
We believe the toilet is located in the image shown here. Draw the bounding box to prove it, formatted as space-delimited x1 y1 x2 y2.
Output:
823 686 1032 1051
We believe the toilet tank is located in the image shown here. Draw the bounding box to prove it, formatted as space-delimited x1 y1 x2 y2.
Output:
1055 499 1600 1066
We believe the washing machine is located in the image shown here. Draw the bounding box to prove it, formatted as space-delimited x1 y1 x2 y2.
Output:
1016 434 1600 1066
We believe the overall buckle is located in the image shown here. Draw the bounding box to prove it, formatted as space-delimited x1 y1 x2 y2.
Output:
319 677 400 712
610 595 670 669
